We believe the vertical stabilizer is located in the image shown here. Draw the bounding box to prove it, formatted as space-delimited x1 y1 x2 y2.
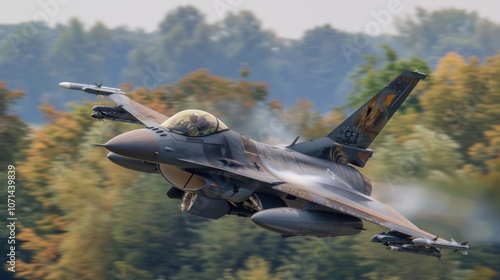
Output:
289 70 426 167
328 70 426 149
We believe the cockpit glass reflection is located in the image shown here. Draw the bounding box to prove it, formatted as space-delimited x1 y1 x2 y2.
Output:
160 109 228 137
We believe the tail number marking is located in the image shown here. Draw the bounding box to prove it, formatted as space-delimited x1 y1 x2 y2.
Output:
336 129 359 145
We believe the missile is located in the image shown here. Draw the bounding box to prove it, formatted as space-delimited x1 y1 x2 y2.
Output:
412 237 469 255
386 245 442 258
372 231 469 256
59 82 123 95
412 237 430 247
251 207 363 237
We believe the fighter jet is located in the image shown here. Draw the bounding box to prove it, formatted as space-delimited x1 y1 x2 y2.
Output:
59 70 469 259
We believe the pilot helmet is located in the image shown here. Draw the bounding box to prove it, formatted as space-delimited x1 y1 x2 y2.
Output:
189 113 199 122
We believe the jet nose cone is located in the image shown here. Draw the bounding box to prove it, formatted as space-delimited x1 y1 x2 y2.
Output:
104 129 159 161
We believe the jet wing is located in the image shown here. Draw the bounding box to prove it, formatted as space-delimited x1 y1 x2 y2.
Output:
272 181 450 242
273 179 469 256
59 82 168 127
177 158 282 186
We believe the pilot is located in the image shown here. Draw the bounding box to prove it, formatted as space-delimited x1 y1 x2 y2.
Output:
187 113 200 136
189 113 199 124
197 116 211 131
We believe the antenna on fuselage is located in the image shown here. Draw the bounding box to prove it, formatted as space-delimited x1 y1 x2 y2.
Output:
288 136 300 147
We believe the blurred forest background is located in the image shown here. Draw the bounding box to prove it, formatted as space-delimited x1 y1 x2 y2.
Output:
1 5 500 280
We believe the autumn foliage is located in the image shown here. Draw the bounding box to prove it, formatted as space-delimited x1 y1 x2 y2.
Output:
2 51 500 279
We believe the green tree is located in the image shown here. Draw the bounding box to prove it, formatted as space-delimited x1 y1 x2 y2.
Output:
235 256 278 280
396 8 500 65
49 18 92 81
0 23 52 121
420 52 500 165
10 48 500 279
158 6 215 81
15 103 126 279
0 83 28 165
466 266 498 280
159 6 205 36
0 83 28 280
277 236 367 280
284 98 328 139
211 11 276 82
375 125 462 184
295 24 355 109
111 174 198 280
176 217 291 280
45 124 127 280
346 45 431 111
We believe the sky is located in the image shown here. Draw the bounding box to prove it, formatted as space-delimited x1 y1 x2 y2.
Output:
1 0 500 38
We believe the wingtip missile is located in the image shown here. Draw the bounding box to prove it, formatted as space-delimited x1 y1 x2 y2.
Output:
59 82 88 91
412 236 469 254
58 82 124 95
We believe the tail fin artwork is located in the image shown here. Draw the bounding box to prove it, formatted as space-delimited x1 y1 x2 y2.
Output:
327 70 426 149
289 70 426 167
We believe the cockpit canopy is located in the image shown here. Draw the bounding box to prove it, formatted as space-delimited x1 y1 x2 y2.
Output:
161 109 228 137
